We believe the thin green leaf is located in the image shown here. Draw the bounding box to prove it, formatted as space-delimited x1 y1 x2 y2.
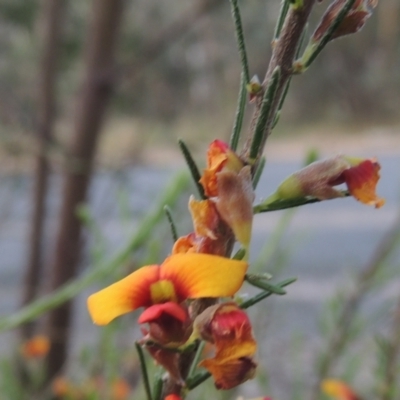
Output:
229 0 250 83
249 67 281 161
135 342 153 400
274 0 290 40
252 156 266 189
241 277 297 309
178 139 206 199
245 274 286 295
164 205 178 242
230 72 247 151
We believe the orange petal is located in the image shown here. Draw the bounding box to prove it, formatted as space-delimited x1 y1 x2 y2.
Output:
172 233 199 254
165 396 182 400
321 379 360 400
200 356 257 390
200 140 244 197
189 197 220 239
215 166 254 251
342 159 385 208
195 302 257 360
138 302 187 324
87 265 159 325
160 253 247 300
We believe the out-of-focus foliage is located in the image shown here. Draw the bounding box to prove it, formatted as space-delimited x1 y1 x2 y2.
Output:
0 0 399 135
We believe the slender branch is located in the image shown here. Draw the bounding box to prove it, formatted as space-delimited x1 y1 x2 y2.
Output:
253 191 350 213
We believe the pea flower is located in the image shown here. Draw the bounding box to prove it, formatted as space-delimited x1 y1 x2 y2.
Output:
172 197 234 256
193 302 257 390
87 253 248 326
264 155 384 208
321 379 361 400
199 140 255 252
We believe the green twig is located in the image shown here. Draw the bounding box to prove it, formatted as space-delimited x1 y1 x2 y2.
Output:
230 72 247 151
253 191 350 214
135 342 153 400
229 0 250 84
0 173 189 332
178 139 206 199
298 0 356 70
241 277 297 309
252 156 266 189
249 67 281 161
164 205 178 242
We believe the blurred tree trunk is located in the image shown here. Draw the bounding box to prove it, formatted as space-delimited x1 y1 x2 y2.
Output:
20 0 67 341
45 0 124 380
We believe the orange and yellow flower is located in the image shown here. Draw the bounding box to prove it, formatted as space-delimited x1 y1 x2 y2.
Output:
172 198 233 256
88 253 248 326
266 155 384 208
200 140 244 197
194 302 257 390
198 140 255 251
20 335 50 359
321 379 361 400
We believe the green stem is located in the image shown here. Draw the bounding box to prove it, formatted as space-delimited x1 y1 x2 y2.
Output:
135 342 153 400
299 0 356 70
253 190 350 214
178 139 206 199
229 72 247 151
0 173 189 332
249 67 281 161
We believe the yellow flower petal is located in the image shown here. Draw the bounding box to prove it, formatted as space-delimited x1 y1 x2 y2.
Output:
161 253 247 299
87 265 159 325
321 379 360 400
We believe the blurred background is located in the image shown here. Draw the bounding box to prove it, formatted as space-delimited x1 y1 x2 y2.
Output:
0 0 400 399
